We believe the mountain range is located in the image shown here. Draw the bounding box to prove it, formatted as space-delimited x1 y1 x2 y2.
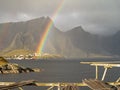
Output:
0 16 120 58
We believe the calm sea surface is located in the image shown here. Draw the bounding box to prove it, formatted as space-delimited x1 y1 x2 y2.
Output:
0 59 120 90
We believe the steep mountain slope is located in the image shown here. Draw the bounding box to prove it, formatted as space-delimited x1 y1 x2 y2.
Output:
101 31 120 55
0 17 120 58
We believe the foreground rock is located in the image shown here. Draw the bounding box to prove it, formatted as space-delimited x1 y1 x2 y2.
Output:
0 57 41 74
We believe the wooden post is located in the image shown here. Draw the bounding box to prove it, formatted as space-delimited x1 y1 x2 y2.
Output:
47 86 54 90
102 67 108 81
58 83 61 90
18 87 23 90
95 65 98 79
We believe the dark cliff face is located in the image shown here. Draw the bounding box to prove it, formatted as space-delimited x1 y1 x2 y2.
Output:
0 16 120 58
65 27 101 53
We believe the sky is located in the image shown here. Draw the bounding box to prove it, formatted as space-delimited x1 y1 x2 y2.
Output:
0 0 120 35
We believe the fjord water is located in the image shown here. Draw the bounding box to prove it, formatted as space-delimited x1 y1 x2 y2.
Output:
0 59 119 90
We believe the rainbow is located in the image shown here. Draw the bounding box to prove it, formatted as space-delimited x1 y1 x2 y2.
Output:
36 0 65 54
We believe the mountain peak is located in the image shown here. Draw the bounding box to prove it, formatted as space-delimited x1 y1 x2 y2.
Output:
71 26 85 32
66 26 90 36
25 16 52 23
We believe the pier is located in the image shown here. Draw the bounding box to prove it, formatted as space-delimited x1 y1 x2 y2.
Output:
0 80 85 90
0 80 120 90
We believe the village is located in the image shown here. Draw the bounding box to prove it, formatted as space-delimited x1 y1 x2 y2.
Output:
4 53 64 60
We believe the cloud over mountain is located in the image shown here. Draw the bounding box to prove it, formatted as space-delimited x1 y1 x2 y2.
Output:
0 0 120 35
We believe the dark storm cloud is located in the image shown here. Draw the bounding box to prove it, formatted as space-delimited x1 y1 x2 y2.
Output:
0 0 120 35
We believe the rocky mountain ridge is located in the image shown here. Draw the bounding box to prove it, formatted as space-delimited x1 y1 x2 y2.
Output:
0 16 120 58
